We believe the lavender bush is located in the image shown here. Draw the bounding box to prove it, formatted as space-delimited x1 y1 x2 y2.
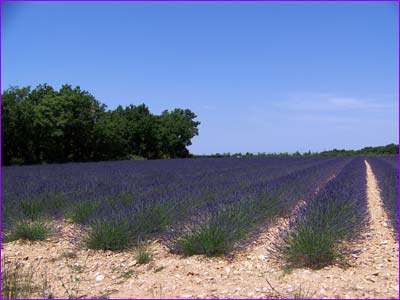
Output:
277 157 368 268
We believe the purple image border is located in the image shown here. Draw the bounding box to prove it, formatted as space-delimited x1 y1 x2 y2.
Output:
0 1 399 300
1 0 399 2
1 1 3 299
398 1 400 300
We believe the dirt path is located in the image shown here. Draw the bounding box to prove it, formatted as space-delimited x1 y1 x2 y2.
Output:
2 161 398 298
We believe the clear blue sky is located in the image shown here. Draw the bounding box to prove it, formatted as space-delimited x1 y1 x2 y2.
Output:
2 1 398 154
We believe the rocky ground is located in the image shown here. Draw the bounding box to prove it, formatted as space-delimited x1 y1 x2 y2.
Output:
2 160 398 298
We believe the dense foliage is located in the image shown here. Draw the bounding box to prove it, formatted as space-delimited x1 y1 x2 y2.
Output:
1 84 200 165
367 156 398 232
277 157 369 268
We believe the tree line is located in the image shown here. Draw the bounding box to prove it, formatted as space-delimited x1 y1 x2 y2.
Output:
317 144 398 156
196 143 398 158
2 84 200 165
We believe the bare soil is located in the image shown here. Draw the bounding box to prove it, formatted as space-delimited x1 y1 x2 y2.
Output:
2 160 398 298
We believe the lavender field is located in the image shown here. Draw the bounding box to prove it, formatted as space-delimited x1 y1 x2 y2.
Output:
2 156 398 266
368 156 399 231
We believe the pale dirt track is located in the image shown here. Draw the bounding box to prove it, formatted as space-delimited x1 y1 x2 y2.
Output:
2 160 399 298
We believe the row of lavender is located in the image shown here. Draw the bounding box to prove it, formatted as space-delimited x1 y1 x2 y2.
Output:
3 157 348 251
367 156 398 232
166 157 351 255
276 157 369 268
4 157 327 228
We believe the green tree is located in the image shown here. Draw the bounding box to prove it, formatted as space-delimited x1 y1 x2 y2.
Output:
93 107 129 161
57 85 104 161
159 109 200 158
1 86 34 164
123 104 162 159
1 84 201 164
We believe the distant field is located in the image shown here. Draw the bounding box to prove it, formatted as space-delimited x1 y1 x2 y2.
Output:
2 156 398 263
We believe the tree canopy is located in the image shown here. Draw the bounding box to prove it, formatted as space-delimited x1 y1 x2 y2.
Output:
2 84 200 165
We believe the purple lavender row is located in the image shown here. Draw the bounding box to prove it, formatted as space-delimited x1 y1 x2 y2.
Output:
276 157 368 268
165 157 351 256
80 157 342 248
2 157 348 250
2 157 333 229
3 156 334 203
367 156 398 232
